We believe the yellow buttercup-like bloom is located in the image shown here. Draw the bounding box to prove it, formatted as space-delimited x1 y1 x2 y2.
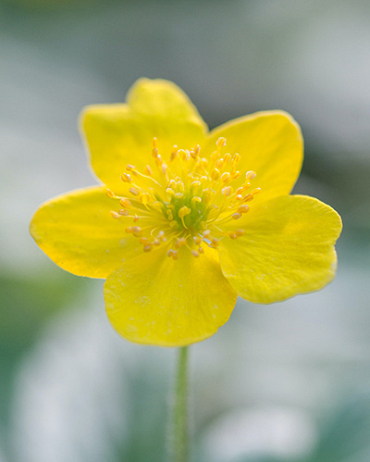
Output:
30 78 342 347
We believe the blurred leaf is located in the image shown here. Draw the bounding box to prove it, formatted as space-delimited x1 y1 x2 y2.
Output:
0 271 83 352
0 271 84 429
308 393 370 462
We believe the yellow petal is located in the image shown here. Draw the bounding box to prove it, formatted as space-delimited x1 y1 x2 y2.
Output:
202 111 303 201
81 78 207 193
30 186 142 278
104 247 237 346
219 195 342 303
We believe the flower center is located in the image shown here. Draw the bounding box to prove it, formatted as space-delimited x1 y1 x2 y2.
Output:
107 137 261 259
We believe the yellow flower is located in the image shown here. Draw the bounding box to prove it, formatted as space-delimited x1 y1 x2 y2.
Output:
30 78 342 347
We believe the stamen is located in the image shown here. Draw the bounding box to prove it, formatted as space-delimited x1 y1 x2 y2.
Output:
238 205 250 213
145 164 153 176
222 186 233 197
170 146 178 161
221 172 230 183
175 237 187 248
120 198 132 208
216 137 226 148
106 136 260 259
132 226 142 237
211 168 220 181
129 187 139 196
121 173 133 183
246 170 257 180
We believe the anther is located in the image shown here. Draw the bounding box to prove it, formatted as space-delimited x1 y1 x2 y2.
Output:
166 188 175 196
145 164 153 176
238 204 250 213
190 149 197 159
231 153 240 165
110 211 120 219
216 159 224 169
178 149 189 161
118 209 129 216
232 213 242 220
167 249 178 260
229 230 244 239
143 245 152 252
121 173 133 183
222 186 233 197
132 226 142 237
120 198 132 208
199 158 208 170
170 146 178 161
191 196 202 206
192 250 200 258
191 181 201 187
139 193 150 204
175 238 187 248
221 172 231 183
106 189 115 198
246 171 257 180
191 145 200 158
129 187 139 196
193 236 202 245
155 154 163 166
251 188 261 195
211 168 220 181
216 137 227 148
224 153 231 163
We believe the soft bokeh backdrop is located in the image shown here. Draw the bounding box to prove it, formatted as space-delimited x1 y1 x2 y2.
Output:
1 1 370 461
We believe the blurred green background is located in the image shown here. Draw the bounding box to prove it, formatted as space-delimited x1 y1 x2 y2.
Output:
1 0 370 461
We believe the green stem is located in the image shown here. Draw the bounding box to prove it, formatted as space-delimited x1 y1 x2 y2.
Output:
171 346 189 462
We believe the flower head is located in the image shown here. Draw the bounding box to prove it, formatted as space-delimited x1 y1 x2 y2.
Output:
30 78 342 346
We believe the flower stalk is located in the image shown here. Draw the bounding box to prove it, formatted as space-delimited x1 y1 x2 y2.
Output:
171 346 189 462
